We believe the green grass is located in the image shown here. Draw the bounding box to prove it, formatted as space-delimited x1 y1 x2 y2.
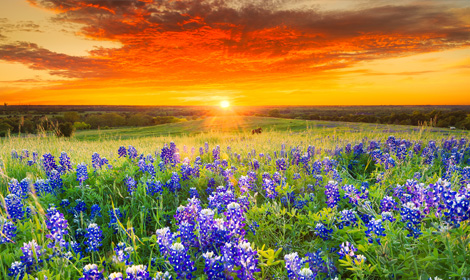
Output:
73 116 467 140
1 118 470 280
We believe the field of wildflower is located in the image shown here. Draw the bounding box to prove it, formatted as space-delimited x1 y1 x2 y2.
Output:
1 127 470 280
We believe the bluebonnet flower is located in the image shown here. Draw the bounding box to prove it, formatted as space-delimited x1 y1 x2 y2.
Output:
189 187 199 198
221 240 259 280
90 204 102 220
168 242 196 279
225 202 246 238
161 143 179 166
174 198 202 226
9 178 30 199
400 203 423 238
203 251 225 280
11 149 19 159
284 253 303 279
125 265 150 280
45 207 69 249
71 199 87 216
382 211 396 222
314 223 333 240
380 196 397 212
251 159 260 170
85 223 103 252
60 199 70 209
234 241 260 279
8 261 25 279
76 163 88 185
153 271 173 280
365 218 386 244
92 152 104 170
128 146 138 160
118 146 127 158
109 208 124 234
325 181 340 208
342 184 368 205
338 242 357 259
208 187 237 212
156 227 175 257
293 173 301 180
34 179 51 196
146 179 163 196
166 172 181 193
276 158 287 171
178 221 198 248
42 153 58 175
125 175 137 195
304 249 337 277
212 145 220 161
444 193 470 227
262 178 278 199
59 152 73 172
109 272 124 280
337 209 358 229
4 193 25 221
20 239 44 272
79 264 103 280
0 218 17 244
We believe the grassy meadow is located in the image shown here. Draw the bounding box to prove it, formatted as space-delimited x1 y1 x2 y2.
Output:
1 117 469 280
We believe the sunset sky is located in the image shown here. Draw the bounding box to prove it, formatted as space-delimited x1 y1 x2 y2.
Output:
0 0 469 105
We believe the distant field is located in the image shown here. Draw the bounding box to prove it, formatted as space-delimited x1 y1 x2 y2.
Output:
73 116 468 140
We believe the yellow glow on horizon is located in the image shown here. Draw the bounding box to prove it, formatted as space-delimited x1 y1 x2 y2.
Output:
220 100 230 108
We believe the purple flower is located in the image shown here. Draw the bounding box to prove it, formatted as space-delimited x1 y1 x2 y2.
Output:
338 242 357 259
325 181 340 208
276 158 287 171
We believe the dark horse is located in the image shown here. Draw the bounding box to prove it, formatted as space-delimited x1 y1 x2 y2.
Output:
252 127 262 135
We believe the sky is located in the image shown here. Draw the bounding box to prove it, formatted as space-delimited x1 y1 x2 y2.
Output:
0 0 469 106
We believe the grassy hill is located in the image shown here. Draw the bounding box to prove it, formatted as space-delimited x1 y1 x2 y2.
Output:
73 116 466 140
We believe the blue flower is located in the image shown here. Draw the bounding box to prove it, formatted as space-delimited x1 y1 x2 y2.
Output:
59 152 73 172
203 251 225 280
168 242 196 279
109 272 123 280
113 242 133 265
146 179 163 196
0 218 17 244
365 218 386 244
109 208 124 234
79 263 103 280
76 163 88 185
125 175 137 195
4 194 25 222
314 223 333 241
85 223 103 252
126 265 150 280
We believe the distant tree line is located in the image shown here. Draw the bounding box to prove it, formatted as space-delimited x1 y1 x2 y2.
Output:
0 111 191 137
264 109 470 129
1 105 469 137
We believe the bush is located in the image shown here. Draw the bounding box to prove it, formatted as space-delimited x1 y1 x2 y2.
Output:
57 122 75 137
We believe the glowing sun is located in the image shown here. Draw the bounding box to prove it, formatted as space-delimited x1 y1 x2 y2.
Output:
220 100 230 108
